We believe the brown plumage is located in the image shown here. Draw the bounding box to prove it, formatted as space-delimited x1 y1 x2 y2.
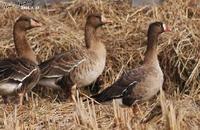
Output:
0 15 42 105
91 22 171 107
38 13 112 98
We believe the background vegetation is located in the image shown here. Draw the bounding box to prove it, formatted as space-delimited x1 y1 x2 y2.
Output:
0 0 199 129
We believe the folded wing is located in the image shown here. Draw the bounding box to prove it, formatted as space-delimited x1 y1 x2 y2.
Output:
0 58 40 94
91 67 145 102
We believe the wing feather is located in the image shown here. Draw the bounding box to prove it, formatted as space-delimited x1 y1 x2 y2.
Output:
91 67 145 102
39 49 87 79
0 58 38 83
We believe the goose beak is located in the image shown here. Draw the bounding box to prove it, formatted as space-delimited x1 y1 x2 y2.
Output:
163 23 171 32
30 19 43 27
101 16 113 24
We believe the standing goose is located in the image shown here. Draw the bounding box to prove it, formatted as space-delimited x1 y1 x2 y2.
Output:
91 22 171 107
38 13 112 98
0 15 42 105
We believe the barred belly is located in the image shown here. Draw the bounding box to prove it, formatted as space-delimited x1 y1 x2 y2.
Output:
71 58 105 88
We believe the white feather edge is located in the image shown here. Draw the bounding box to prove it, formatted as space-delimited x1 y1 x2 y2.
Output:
162 23 166 31
16 68 38 89
44 58 86 78
114 81 138 107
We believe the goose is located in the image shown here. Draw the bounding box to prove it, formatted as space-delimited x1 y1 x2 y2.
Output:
38 13 112 98
0 15 42 105
91 22 171 107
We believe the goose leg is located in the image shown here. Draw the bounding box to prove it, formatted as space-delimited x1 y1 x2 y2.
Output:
18 92 24 105
132 104 139 114
71 84 77 102
2 96 9 104
140 104 162 123
89 75 104 94
65 85 73 99
56 75 73 100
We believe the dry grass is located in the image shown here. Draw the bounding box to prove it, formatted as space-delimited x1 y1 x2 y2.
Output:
0 0 200 129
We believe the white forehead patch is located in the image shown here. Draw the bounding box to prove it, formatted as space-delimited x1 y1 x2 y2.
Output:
15 16 21 22
162 23 166 31
101 15 106 22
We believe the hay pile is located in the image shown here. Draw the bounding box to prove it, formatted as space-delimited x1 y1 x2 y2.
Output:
0 0 199 129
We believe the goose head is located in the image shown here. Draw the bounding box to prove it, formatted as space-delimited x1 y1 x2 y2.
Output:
15 15 43 31
148 22 171 35
144 22 171 64
86 13 112 28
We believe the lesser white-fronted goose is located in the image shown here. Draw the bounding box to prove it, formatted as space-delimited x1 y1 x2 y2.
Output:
0 15 42 105
38 13 112 98
91 22 171 107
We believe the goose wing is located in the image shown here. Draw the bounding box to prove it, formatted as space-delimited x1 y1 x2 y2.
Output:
39 49 86 79
91 67 145 102
0 58 40 93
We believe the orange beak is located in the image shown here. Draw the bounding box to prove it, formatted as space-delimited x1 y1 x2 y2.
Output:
30 19 43 27
101 15 113 24
163 23 171 32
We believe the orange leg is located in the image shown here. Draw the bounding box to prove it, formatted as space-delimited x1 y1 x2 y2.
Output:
132 105 138 114
71 84 77 102
18 92 25 106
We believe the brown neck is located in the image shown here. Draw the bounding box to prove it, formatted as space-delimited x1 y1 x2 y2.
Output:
144 33 159 65
13 26 38 64
84 24 106 58
85 24 99 49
